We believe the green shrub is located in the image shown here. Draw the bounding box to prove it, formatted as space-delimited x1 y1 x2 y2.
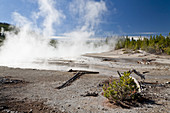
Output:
147 47 156 54
103 72 139 103
164 47 170 55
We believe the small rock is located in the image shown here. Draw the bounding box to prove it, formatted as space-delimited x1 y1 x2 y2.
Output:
147 105 153 108
61 109 65 112
68 104 71 107
29 109 33 113
4 109 11 113
149 86 152 88
51 110 56 112
102 108 108 111
166 81 170 84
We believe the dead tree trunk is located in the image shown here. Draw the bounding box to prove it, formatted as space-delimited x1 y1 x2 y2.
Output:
56 72 84 89
68 69 99 74
56 69 99 89
129 69 145 80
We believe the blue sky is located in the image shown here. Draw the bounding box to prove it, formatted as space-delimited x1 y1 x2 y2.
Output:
0 0 170 37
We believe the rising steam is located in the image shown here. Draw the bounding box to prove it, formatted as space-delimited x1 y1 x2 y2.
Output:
0 0 112 67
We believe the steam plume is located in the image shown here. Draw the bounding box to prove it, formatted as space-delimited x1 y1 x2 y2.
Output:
0 0 111 68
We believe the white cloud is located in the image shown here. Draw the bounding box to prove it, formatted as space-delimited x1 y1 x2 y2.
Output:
136 32 157 35
69 0 107 31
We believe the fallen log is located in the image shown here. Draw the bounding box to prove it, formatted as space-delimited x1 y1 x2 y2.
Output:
117 71 122 77
142 71 149 74
137 58 156 65
56 69 99 89
0 77 24 84
68 69 99 74
129 69 145 80
56 72 84 89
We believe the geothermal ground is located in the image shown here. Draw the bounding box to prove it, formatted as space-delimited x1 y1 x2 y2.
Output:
0 49 170 113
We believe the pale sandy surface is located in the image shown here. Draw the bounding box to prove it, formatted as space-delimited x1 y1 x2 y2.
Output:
0 49 170 113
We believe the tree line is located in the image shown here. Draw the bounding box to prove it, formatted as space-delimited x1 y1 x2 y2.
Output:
0 22 19 44
0 23 10 43
115 34 170 55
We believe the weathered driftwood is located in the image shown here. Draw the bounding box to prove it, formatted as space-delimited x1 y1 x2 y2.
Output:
117 71 122 77
129 69 145 80
56 72 84 89
80 91 98 97
142 71 149 74
118 69 146 80
0 77 24 84
68 69 99 74
137 58 156 65
56 69 99 89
